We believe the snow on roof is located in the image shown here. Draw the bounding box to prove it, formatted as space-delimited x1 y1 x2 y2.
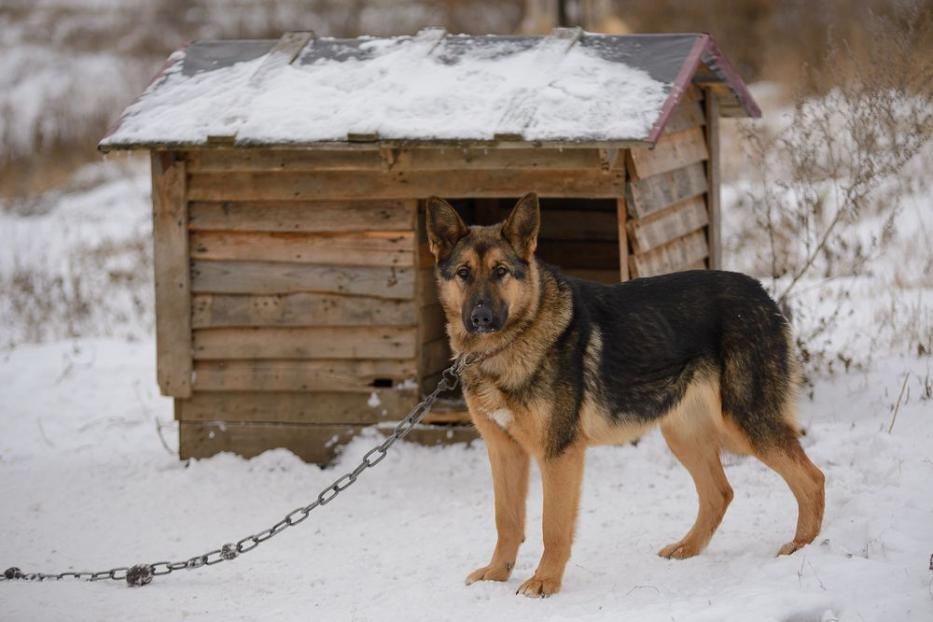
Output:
100 29 759 151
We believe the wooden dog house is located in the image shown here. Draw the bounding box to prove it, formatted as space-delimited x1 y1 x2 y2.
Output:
99 29 759 463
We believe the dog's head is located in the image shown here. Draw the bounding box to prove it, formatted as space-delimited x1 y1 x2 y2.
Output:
426 193 540 345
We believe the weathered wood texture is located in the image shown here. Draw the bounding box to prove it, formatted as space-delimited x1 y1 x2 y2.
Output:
190 230 416 267
630 230 709 278
193 326 417 360
151 152 192 397
628 126 708 179
617 197 629 281
187 169 627 201
663 99 705 135
704 91 722 269
177 390 417 424
179 421 477 463
193 359 416 392
188 200 414 232
191 261 415 299
625 161 708 219
191 293 417 328
627 196 709 253
186 147 608 172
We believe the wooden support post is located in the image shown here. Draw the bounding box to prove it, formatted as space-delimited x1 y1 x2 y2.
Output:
704 90 722 269
617 196 630 281
151 151 193 398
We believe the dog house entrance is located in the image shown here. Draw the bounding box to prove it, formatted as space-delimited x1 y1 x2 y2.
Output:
445 198 621 283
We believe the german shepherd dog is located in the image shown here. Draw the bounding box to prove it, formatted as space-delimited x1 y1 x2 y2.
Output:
426 193 825 597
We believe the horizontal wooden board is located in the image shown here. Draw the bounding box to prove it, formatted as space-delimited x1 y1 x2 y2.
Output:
625 161 708 220
179 421 361 463
191 293 417 328
179 421 477 464
663 100 706 135
187 147 607 172
190 230 415 267
188 200 415 232
177 390 418 424
191 260 415 299
186 169 627 201
193 326 417 360
194 359 417 392
627 196 709 253
628 126 708 179
631 230 709 278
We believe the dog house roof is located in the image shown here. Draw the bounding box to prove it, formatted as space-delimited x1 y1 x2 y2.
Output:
99 29 759 151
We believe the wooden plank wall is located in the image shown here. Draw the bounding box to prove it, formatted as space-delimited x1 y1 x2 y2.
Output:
177 147 627 462
162 105 720 461
624 94 715 278
179 188 425 461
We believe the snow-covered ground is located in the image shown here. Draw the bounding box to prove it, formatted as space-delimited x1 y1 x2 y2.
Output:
2 92 932 619
1 338 932 621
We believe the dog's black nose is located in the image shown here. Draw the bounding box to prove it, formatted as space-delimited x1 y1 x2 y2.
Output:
470 304 494 331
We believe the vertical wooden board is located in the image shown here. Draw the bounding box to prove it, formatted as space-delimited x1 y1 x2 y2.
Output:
704 90 723 269
617 196 629 281
627 196 709 253
151 151 192 397
420 338 452 377
625 161 708 219
177 390 418 424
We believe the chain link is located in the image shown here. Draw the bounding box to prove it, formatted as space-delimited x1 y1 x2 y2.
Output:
2 355 471 587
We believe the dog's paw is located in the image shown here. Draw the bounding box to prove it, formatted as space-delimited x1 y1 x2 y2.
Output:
658 539 701 559
465 562 513 585
776 540 808 556
516 575 561 598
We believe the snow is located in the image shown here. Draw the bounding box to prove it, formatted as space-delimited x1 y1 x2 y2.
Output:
100 33 671 148
1 339 932 621
4 79 933 619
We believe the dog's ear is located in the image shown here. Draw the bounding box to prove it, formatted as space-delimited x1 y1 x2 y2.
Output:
502 192 540 259
426 197 468 261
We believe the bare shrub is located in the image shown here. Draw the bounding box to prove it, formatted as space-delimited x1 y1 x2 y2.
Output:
734 1 933 376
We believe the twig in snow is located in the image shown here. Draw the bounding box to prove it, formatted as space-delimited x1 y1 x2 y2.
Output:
624 584 660 597
888 373 910 434
36 417 55 448
154 419 174 456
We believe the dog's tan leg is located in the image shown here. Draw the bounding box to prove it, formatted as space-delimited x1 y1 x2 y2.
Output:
516 442 585 598
659 418 734 559
753 431 825 556
466 416 530 585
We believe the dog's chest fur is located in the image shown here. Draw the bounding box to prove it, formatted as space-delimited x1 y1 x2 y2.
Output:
462 363 552 453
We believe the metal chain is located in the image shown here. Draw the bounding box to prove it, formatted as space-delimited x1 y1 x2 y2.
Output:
2 355 471 587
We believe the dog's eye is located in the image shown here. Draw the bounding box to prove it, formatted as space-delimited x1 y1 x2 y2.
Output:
494 266 509 279
456 267 470 280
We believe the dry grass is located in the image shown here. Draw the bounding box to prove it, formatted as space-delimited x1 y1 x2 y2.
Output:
727 0 933 376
